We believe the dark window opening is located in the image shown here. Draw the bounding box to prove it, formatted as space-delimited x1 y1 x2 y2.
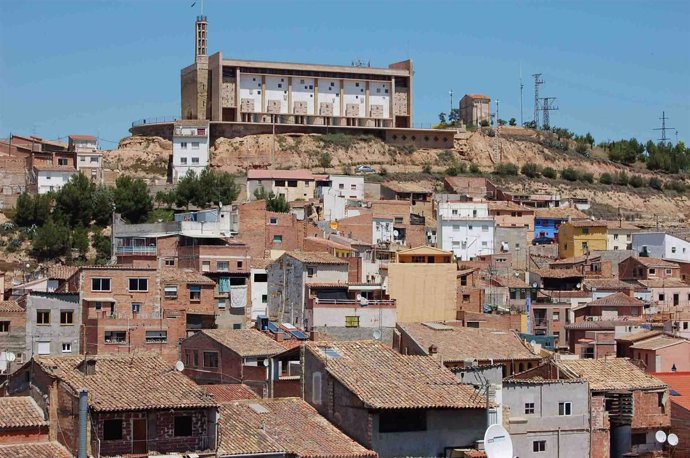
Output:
103 419 123 441
254 273 268 282
379 409 426 433
174 416 193 437
204 351 219 368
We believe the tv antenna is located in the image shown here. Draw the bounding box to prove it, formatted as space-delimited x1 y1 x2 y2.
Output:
653 111 675 143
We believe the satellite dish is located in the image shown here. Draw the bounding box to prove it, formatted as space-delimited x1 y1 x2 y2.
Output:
262 359 269 367
484 424 513 458
393 230 399 236
655 430 667 444
174 361 185 372
530 340 537 346
373 329 382 340
356 294 363 301
5 352 16 362
532 282 538 288
576 283 582 289
667 433 679 447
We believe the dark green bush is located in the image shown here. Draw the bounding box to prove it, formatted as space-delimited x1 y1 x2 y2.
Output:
599 173 613 185
629 175 645 188
521 162 541 178
494 163 519 176
542 167 557 179
560 167 579 182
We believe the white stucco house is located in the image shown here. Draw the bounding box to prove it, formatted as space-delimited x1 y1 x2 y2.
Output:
436 201 495 260
172 120 210 182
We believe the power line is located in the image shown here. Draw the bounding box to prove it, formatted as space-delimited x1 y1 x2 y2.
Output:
653 111 675 143
541 97 559 130
533 73 543 129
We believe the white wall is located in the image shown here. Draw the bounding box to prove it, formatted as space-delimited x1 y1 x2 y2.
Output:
250 268 268 320
373 218 393 244
436 201 489 219
172 129 209 182
239 74 263 112
37 171 75 194
664 234 690 263
368 81 391 118
343 80 366 118
328 175 364 200
311 305 396 328
438 218 495 260
607 231 634 251
292 77 315 115
265 76 289 114
77 153 102 170
317 78 341 116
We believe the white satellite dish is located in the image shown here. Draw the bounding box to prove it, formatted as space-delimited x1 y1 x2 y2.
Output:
576 283 582 289
5 352 16 362
655 430 667 444
532 282 538 288
667 433 679 447
356 294 363 301
530 340 537 346
174 361 185 372
373 329 382 340
262 359 269 367
393 230 399 237
484 424 513 458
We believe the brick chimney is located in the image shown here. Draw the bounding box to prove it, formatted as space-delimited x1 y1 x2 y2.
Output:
428 344 438 355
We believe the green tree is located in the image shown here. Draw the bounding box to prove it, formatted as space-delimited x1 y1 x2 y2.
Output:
607 138 644 165
521 162 541 178
599 173 613 185
497 119 507 126
214 171 240 206
92 232 112 264
615 171 629 186
175 170 198 209
92 185 115 227
509 118 517 126
254 188 290 213
579 172 594 184
318 151 332 171
72 226 90 257
494 163 519 176
542 167 557 179
560 168 579 182
438 112 447 124
31 219 71 260
469 163 481 174
113 175 153 223
55 173 94 227
14 193 35 227
648 177 663 191
629 175 645 188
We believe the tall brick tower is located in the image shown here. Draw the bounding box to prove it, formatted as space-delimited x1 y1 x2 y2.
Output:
181 16 209 120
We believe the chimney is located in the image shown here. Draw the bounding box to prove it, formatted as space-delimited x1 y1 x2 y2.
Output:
428 344 438 355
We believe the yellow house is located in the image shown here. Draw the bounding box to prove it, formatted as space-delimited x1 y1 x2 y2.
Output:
387 246 457 322
558 220 608 258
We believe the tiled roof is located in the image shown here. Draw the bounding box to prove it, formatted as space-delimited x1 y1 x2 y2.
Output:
201 329 286 357
617 329 663 343
564 319 643 330
33 164 76 172
584 278 637 290
550 255 600 266
585 292 644 307
34 354 217 412
285 251 348 265
653 372 690 411
68 134 97 141
306 340 487 409
632 257 679 268
381 181 433 194
203 384 259 403
304 236 353 251
564 219 607 228
0 397 46 428
47 264 78 280
488 201 532 211
0 442 72 458
218 398 376 458
534 207 588 220
250 257 273 270
631 335 688 351
638 278 690 288
604 220 640 231
556 358 667 391
491 277 530 288
247 169 315 180
0 300 23 312
160 268 215 285
399 322 539 363
534 268 584 279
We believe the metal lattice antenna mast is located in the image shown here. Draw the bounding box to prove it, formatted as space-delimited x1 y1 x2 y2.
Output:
541 97 559 130
520 64 524 126
653 111 675 143
532 73 543 129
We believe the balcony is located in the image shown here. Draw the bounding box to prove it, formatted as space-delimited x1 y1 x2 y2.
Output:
115 246 156 256
309 298 396 308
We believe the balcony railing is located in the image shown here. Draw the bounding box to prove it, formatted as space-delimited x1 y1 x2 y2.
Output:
115 246 157 256
311 298 395 307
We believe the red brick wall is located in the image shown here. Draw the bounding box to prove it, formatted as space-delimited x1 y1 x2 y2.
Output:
273 379 301 398
671 403 690 457
591 395 610 458
336 213 373 244
455 310 522 331
238 201 268 258
347 257 362 283
631 390 671 430
0 427 49 444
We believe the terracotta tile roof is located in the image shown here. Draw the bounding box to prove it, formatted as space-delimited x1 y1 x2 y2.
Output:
381 181 433 194
550 255 600 266
0 442 72 458
0 397 46 428
34 354 217 412
604 220 640 231
584 278 637 290
0 300 23 312
564 319 643 330
47 264 78 280
564 219 607 228
534 268 584 279
203 384 258 402
488 201 534 212
160 268 215 285
250 257 273 270
638 278 690 288
633 257 679 268
491 277 530 288
585 292 644 307
534 207 588 220
304 236 353 251
306 340 488 409
630 335 688 351
218 398 376 458
556 358 667 391
652 372 690 411
68 134 97 141
617 329 663 343
463 451 488 458
399 322 540 363
247 169 315 181
464 94 491 100
285 251 348 265
201 329 286 357
33 164 76 172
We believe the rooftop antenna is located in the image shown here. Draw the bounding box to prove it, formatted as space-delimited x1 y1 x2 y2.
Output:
653 111 675 143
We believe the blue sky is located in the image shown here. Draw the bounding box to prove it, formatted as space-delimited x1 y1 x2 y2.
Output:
1 0 688 148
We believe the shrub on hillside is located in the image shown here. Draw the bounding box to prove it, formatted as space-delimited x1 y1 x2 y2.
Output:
665 180 687 193
542 167 557 179
629 175 646 188
615 171 629 186
599 173 613 185
560 167 579 182
494 163 519 176
521 162 541 178
648 177 663 191
469 163 481 174
579 172 594 184
446 162 467 176
422 162 433 174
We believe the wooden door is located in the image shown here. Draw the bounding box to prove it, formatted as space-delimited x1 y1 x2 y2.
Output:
132 419 147 454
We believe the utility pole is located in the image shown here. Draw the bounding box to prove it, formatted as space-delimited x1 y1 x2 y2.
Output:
449 90 454 116
653 111 675 143
541 97 559 130
532 74 543 129
520 64 524 127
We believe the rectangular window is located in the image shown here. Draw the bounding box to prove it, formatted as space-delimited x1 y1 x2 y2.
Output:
482 225 489 232
145 330 167 343
191 157 200 164
460 276 467 286
91 277 111 291
103 419 123 441
287 180 298 187
58 158 69 166
203 351 219 368
237 261 243 269
659 293 665 301
273 235 283 243
275 180 285 187
553 311 560 321
394 217 403 224
254 273 268 282
452 224 460 232
164 285 178 299
379 410 426 433
164 258 175 266
262 294 268 303
128 278 148 292
582 227 590 234
462 294 470 303
345 316 360 328
202 260 211 272
104 331 127 344
0 321 8 333
37 342 50 355
191 142 199 150
180 142 188 149
559 402 572 416
307 267 315 278
233 323 241 329
60 310 74 325
180 157 188 164
217 299 226 309
533 440 546 452
189 285 202 301
37 310 50 325
62 343 72 353
217 261 229 272
132 303 141 313
90 156 98 163
269 217 278 225
524 402 535 414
